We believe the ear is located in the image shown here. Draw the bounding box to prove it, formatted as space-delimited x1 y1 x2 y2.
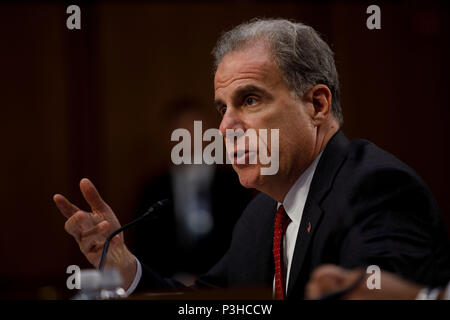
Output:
305 84 332 126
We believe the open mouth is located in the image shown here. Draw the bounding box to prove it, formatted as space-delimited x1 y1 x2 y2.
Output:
230 149 257 165
234 150 247 158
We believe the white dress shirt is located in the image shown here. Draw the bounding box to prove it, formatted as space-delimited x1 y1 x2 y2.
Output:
128 153 322 296
125 256 142 295
273 152 323 296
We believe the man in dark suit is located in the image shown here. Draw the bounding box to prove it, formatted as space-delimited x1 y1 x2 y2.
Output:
136 130 450 298
54 18 450 299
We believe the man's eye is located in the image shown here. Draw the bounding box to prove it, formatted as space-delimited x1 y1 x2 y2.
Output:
245 96 258 106
219 106 227 116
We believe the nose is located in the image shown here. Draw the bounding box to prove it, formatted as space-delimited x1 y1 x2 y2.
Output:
219 107 245 137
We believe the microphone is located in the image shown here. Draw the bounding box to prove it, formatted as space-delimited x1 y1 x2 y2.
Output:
98 199 169 271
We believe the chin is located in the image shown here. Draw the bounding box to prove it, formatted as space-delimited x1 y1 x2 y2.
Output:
234 165 263 189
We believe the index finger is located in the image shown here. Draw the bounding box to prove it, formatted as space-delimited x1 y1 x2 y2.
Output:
53 194 81 219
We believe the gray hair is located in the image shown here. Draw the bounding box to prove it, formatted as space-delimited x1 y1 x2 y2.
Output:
212 18 343 125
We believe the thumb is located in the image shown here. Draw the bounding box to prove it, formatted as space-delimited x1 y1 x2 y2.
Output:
110 234 121 247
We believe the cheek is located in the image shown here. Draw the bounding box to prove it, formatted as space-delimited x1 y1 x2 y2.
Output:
277 119 315 164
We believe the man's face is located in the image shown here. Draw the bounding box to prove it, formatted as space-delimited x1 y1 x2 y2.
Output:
214 42 318 194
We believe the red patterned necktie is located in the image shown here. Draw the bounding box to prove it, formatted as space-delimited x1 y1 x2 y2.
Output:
273 205 291 300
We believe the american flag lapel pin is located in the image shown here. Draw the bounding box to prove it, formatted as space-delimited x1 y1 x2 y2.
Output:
307 222 312 233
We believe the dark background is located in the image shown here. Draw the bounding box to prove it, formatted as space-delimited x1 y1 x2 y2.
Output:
0 0 449 299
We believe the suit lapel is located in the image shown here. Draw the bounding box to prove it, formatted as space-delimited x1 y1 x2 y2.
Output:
286 130 351 297
287 199 323 296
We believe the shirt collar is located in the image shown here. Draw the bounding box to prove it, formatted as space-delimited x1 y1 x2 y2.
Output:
278 151 323 225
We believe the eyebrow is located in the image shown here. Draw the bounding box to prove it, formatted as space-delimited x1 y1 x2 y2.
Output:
213 85 269 110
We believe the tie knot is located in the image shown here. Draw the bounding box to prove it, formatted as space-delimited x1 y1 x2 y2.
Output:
274 205 290 234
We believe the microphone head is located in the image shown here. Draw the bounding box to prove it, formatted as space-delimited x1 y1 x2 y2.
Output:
143 198 170 217
99 198 170 271
157 199 169 208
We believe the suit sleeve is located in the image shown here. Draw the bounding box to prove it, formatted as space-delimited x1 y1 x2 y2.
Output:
133 192 274 293
134 251 230 293
338 168 450 287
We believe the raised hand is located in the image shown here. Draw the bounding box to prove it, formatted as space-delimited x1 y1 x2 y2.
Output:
54 178 136 289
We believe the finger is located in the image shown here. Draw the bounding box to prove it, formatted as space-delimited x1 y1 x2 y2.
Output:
65 211 95 240
53 194 80 219
79 223 111 253
79 225 115 255
305 281 321 300
318 273 344 293
311 264 346 281
89 211 104 225
81 220 110 239
80 236 104 254
79 178 109 214
109 234 121 249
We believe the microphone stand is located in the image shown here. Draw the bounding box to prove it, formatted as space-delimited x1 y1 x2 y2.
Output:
98 199 169 271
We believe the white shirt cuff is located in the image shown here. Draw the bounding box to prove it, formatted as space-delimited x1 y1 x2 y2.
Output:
125 256 142 295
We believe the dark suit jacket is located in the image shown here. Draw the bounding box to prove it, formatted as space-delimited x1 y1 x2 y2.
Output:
136 130 450 299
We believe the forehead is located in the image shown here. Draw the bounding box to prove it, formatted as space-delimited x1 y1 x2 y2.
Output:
214 43 283 94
